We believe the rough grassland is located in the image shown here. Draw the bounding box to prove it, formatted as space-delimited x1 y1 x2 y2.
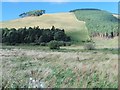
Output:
1 37 118 88
1 13 90 43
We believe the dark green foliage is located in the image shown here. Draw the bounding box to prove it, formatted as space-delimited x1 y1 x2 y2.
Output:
19 10 45 18
57 41 71 46
48 40 60 49
70 9 118 36
2 26 71 45
70 8 101 12
40 42 46 46
54 29 65 41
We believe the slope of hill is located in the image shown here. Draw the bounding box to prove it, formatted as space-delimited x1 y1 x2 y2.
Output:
70 9 118 34
1 13 90 43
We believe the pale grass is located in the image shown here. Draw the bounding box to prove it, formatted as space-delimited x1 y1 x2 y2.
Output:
1 47 118 88
1 12 90 42
1 37 118 88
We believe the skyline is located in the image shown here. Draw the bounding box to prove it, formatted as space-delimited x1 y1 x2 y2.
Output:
2 2 118 21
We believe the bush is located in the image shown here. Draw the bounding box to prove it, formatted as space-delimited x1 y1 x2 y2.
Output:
65 42 71 46
40 42 46 46
57 41 65 46
48 40 60 49
84 42 95 50
57 41 71 46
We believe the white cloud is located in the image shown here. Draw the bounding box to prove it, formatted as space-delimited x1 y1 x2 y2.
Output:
1 0 119 2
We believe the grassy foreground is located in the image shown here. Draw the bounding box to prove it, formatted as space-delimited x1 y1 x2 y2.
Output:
1 37 118 88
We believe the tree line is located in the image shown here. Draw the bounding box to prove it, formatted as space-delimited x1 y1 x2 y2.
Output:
19 10 45 18
90 31 119 38
70 8 101 12
2 26 71 45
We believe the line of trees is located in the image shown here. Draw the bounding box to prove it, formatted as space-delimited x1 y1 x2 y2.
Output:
69 8 101 12
2 26 71 45
19 10 45 18
90 31 119 38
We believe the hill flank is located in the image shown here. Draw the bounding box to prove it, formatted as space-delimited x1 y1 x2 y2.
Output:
1 13 90 43
71 9 118 34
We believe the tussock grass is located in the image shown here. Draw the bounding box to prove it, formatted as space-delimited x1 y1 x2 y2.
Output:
1 47 118 88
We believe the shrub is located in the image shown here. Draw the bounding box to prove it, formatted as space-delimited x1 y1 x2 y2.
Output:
84 42 95 50
40 42 46 46
57 41 72 46
65 42 71 46
57 41 66 46
48 40 60 49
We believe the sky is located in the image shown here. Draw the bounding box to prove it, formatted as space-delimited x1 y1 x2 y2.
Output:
1 2 119 21
1 0 119 2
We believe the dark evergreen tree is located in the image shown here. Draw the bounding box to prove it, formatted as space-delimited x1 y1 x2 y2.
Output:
2 26 71 45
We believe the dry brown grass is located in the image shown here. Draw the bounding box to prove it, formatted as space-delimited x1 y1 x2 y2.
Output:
1 12 90 42
1 13 84 29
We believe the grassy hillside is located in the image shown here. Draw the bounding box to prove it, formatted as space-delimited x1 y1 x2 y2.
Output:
70 9 118 34
1 13 90 43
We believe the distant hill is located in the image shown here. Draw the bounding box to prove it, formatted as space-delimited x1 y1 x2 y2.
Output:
70 8 102 12
70 9 118 34
1 13 90 43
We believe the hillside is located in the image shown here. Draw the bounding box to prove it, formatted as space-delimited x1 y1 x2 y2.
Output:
70 9 118 34
1 9 118 43
1 13 90 43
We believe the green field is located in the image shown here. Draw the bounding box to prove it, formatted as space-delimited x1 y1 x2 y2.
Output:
71 9 118 34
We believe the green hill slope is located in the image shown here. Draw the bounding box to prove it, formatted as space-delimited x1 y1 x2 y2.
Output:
1 13 90 43
70 9 118 34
